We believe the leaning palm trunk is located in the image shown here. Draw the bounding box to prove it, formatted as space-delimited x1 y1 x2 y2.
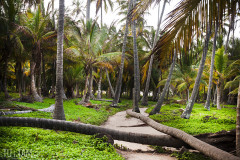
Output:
53 0 66 120
127 110 240 160
237 81 240 157
205 18 218 110
149 51 176 115
105 68 115 98
0 117 187 148
97 69 102 99
131 0 140 113
111 0 132 107
141 0 167 106
181 24 211 119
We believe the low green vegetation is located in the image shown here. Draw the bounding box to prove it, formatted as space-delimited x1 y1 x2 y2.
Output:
0 126 123 160
146 103 236 135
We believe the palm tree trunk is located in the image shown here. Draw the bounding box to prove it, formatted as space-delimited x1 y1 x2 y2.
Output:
131 0 140 113
127 110 240 160
53 0 66 120
86 0 91 22
237 81 240 157
0 117 187 148
76 83 80 97
141 0 167 106
105 68 115 98
30 59 42 102
84 67 93 103
150 51 176 115
216 80 221 110
42 53 48 97
111 0 132 107
181 24 211 119
97 69 102 99
3 55 10 99
205 18 218 110
213 87 217 105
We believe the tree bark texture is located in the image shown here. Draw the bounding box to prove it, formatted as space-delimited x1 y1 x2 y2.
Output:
53 0 66 120
97 69 102 99
150 50 176 115
181 24 211 119
111 0 132 107
127 110 240 160
216 80 221 110
141 0 167 106
105 68 115 98
205 17 218 110
86 0 90 22
131 0 140 113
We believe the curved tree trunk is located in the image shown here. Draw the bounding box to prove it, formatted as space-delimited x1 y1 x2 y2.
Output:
181 24 211 119
141 0 167 106
126 110 240 160
205 17 218 110
97 69 102 99
53 0 66 120
105 68 115 98
0 117 187 148
237 81 240 157
30 60 42 102
150 51 176 115
111 0 132 107
131 0 140 113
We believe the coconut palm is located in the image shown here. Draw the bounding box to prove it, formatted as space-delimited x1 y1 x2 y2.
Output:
96 0 114 26
53 0 66 120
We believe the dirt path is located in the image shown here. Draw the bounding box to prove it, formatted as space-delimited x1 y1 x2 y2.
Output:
101 108 176 160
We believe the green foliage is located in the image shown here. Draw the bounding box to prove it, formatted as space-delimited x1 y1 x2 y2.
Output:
171 151 210 160
0 127 123 160
214 46 228 74
146 103 236 135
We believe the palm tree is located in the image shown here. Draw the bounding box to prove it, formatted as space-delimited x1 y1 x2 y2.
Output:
237 80 240 157
111 0 132 107
141 0 167 106
86 0 91 22
96 0 114 26
53 0 66 120
131 0 140 113
149 50 176 115
204 9 219 110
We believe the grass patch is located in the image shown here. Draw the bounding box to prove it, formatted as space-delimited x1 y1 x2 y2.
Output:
0 126 123 160
146 103 236 135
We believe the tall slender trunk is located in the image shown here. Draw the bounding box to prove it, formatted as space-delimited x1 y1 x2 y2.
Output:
150 51 176 115
181 24 211 119
76 83 80 97
105 68 115 98
216 80 221 110
86 0 90 22
205 16 218 110
141 0 167 106
37 52 42 96
30 60 42 102
236 81 240 157
213 87 217 105
111 0 132 107
53 0 66 120
50 59 56 98
16 61 23 99
90 71 95 99
132 0 140 113
97 69 102 99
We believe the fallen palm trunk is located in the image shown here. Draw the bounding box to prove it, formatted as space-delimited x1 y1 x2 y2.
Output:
0 117 186 148
126 110 239 160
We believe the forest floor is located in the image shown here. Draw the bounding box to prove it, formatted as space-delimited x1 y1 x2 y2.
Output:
101 107 177 160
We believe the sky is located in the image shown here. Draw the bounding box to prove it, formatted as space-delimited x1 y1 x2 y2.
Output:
45 0 239 38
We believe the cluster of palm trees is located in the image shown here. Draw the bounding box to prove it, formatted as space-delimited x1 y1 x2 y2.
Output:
0 0 239 121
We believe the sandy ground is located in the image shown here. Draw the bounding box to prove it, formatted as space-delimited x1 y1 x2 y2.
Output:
101 108 176 160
